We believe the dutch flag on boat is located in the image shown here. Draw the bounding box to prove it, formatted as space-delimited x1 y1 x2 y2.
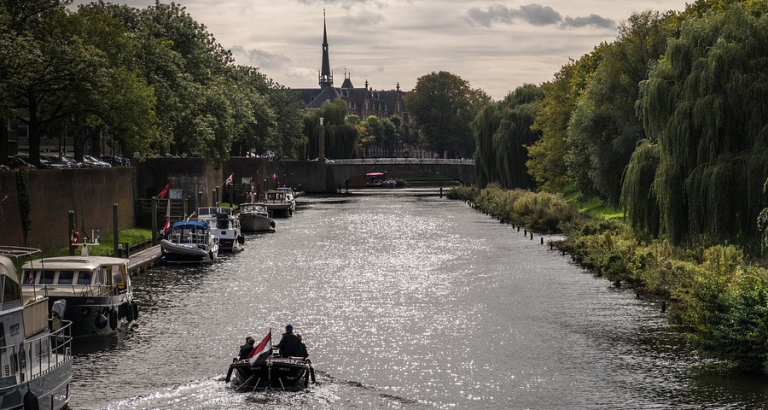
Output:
248 331 272 366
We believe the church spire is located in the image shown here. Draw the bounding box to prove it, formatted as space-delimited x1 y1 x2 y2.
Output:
319 10 333 88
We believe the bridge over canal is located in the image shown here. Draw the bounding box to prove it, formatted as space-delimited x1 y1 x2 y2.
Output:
273 158 476 192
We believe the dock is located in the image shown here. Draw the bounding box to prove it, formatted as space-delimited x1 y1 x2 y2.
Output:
127 245 162 274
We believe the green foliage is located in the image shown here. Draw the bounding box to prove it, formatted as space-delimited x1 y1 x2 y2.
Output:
303 99 360 160
637 3 768 247
470 184 579 233
567 11 672 207
472 84 543 189
405 71 482 158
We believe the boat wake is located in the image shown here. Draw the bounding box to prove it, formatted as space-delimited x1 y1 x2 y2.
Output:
102 371 431 409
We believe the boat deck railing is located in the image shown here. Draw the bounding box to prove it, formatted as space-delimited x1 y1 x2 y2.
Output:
0 319 72 382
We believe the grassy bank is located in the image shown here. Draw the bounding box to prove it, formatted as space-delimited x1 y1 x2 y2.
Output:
449 184 768 374
42 228 153 258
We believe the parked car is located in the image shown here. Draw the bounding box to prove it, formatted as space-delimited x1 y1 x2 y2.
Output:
42 155 78 169
101 155 130 166
62 156 86 168
7 156 37 170
82 155 111 167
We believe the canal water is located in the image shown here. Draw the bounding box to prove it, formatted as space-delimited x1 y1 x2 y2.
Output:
69 188 768 409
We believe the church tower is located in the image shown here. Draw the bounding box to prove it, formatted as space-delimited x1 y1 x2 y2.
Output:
318 11 333 88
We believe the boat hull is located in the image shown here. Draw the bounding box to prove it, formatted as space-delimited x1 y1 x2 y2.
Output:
240 214 275 232
227 358 310 391
160 239 216 263
43 295 137 336
0 358 73 410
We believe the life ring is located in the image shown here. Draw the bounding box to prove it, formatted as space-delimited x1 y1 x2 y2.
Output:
109 308 118 330
131 301 139 320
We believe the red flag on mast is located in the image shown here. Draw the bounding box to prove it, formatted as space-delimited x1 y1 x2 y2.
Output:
159 179 173 199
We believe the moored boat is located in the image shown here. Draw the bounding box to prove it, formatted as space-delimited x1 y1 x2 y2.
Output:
263 191 293 217
239 202 275 233
0 247 73 410
160 220 219 263
197 207 245 251
21 254 138 336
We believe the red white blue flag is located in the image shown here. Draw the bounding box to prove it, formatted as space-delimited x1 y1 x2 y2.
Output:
248 331 272 366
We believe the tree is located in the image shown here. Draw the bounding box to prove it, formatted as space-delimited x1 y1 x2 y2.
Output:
303 99 359 160
472 84 543 189
528 60 578 192
567 11 672 207
634 3 768 246
405 71 481 158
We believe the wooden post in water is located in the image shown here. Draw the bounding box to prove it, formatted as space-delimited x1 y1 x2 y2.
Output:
68 210 75 256
113 203 119 257
151 197 158 245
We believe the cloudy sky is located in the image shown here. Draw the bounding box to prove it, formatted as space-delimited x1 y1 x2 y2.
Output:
72 0 690 100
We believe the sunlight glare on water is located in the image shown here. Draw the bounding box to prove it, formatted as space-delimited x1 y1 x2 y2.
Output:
69 189 768 410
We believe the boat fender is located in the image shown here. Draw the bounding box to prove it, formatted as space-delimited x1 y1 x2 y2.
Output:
237 235 244 245
95 312 108 329
310 363 316 384
270 221 276 229
124 302 133 322
109 308 118 330
131 301 139 320
23 388 39 410
225 364 234 383
118 303 126 320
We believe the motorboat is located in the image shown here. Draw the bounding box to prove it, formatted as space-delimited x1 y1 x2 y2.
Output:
276 187 297 214
239 202 275 233
366 172 384 187
21 254 139 336
160 220 219 263
197 207 245 251
226 350 314 391
0 246 73 409
263 191 293 217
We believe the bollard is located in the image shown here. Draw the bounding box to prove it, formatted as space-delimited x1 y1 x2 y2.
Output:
661 300 667 313
530 232 533 240
517 226 520 232
524 229 527 235
541 237 544 245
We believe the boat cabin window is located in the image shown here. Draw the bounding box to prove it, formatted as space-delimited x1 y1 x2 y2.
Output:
40 271 55 285
77 271 93 285
57 270 74 285
112 266 124 287
22 270 35 285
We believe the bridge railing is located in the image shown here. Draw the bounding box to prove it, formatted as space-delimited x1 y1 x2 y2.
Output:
331 158 474 165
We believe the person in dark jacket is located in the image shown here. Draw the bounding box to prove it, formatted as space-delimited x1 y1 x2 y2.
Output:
238 336 255 360
297 334 309 358
274 324 300 357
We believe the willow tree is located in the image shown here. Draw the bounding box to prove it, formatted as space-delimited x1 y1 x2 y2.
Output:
567 10 672 207
635 4 768 246
303 99 359 160
471 84 543 189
